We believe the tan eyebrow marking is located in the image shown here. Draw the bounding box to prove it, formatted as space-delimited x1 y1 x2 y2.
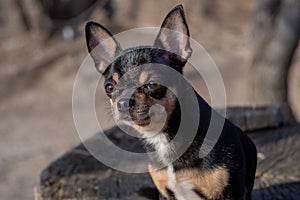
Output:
139 71 149 84
112 72 120 83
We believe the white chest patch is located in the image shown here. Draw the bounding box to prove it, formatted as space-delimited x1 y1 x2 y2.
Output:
144 133 174 164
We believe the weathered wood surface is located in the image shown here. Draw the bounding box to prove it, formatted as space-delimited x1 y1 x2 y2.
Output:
37 123 300 200
224 105 283 131
38 126 158 200
251 122 300 199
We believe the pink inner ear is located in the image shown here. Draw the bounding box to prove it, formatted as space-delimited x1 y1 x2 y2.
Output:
159 29 191 60
154 5 192 60
165 30 181 53
90 36 121 73
98 39 118 62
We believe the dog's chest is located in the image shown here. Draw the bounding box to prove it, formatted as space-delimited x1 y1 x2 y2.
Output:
145 133 229 199
149 165 229 200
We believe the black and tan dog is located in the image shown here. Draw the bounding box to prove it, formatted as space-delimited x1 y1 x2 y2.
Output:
85 5 257 200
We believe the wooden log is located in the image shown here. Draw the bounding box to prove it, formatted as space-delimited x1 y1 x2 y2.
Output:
38 126 157 200
251 122 300 199
222 105 283 131
37 123 300 199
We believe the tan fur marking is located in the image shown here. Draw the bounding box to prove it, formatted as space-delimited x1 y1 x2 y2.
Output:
148 165 169 198
176 167 229 199
136 92 146 99
148 165 228 199
112 72 119 83
139 71 149 84
164 90 176 119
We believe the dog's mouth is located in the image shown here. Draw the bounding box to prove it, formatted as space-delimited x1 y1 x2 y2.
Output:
113 106 151 126
129 106 151 126
113 101 168 135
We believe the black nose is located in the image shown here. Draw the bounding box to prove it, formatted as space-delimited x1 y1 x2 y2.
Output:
117 98 133 112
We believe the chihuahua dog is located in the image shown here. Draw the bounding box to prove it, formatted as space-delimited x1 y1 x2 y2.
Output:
85 5 257 200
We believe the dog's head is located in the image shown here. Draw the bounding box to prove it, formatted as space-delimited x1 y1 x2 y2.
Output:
85 5 192 135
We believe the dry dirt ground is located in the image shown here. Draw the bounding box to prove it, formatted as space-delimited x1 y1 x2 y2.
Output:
0 0 299 199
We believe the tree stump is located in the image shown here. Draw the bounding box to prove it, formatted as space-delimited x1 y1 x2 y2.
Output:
38 126 158 200
251 122 300 199
37 122 300 199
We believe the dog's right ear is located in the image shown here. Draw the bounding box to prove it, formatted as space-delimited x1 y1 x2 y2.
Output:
154 5 192 63
85 21 122 73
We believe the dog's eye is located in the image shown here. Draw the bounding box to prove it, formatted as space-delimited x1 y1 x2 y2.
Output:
105 83 115 94
148 81 160 90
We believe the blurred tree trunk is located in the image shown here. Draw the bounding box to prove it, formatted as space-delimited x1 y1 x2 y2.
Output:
0 0 24 33
201 0 217 18
249 0 300 120
15 0 49 42
0 0 47 41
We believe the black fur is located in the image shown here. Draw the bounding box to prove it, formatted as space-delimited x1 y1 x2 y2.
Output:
85 4 257 200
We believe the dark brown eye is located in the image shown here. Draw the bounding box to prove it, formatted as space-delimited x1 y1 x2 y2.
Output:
148 81 160 90
105 83 115 94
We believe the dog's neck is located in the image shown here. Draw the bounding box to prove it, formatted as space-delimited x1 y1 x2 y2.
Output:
164 90 213 140
142 90 213 167
143 132 175 166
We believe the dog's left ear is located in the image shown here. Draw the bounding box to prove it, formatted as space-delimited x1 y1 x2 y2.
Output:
154 5 192 62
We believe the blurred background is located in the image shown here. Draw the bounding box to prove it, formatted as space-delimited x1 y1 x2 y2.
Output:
0 0 299 199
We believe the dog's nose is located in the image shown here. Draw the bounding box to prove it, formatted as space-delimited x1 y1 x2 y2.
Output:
117 98 132 112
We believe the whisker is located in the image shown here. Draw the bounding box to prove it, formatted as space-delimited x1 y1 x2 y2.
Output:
105 106 114 122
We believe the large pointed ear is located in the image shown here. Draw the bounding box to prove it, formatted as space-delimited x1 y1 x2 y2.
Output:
85 21 122 73
154 5 192 62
